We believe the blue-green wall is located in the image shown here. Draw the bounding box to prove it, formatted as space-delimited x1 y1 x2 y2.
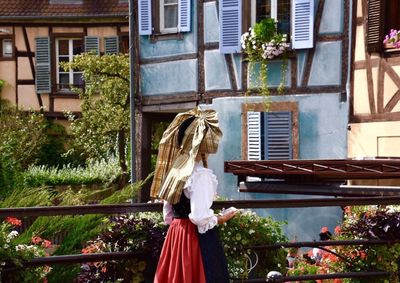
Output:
203 94 348 241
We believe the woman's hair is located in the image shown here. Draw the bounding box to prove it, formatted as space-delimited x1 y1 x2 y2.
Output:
177 116 196 146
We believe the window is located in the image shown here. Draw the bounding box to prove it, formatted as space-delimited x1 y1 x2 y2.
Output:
247 111 293 160
160 0 179 33
251 0 290 34
1 38 13 58
119 35 130 54
242 102 298 160
138 0 191 35
220 0 313 53
367 0 400 52
56 38 83 91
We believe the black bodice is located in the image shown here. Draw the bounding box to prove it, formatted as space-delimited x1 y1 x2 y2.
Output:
172 192 191 218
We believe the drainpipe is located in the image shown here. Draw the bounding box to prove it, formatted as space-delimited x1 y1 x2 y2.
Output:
345 0 353 104
129 0 136 184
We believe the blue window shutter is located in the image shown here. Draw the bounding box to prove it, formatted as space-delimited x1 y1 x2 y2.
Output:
139 0 152 35
84 36 99 54
35 37 51 94
291 0 314 49
247 112 262 160
264 111 292 160
104 36 119 54
178 0 191 32
219 0 241 54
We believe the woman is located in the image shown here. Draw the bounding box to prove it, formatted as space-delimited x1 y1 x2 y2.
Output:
151 107 237 283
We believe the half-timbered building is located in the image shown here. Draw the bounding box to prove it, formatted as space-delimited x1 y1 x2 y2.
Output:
0 0 129 129
136 0 350 239
349 0 400 186
0 0 355 239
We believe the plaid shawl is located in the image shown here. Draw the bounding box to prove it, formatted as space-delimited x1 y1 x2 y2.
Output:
150 107 223 204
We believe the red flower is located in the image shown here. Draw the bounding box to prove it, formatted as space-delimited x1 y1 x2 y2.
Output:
5 217 22 226
334 225 341 234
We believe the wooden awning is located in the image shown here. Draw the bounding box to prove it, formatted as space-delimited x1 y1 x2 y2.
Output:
224 158 400 182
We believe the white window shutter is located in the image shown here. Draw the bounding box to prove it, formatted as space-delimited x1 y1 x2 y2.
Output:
178 0 191 32
139 0 152 35
291 0 314 49
247 112 261 160
219 0 241 54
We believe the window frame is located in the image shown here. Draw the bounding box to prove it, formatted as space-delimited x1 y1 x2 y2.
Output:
244 0 290 35
159 0 179 34
55 37 84 93
0 36 14 60
241 102 299 160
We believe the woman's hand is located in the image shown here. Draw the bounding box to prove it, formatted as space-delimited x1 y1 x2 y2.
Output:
217 210 239 225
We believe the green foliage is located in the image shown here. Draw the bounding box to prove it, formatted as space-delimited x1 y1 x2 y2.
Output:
0 99 48 170
22 157 122 187
0 99 50 196
36 120 81 168
62 53 131 183
12 178 148 282
218 210 287 279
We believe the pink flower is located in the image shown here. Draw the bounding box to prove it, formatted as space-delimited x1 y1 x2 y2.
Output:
334 225 341 234
42 240 52 248
32 236 43 244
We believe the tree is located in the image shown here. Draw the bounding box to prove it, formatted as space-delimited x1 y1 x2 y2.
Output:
65 53 130 187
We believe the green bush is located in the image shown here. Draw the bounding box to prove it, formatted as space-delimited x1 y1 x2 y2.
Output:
22 157 122 187
218 209 288 279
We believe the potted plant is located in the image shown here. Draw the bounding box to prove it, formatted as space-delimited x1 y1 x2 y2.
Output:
241 18 290 100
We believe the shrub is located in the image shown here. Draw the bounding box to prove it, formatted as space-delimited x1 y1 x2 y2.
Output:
218 209 288 279
77 213 167 282
288 206 400 283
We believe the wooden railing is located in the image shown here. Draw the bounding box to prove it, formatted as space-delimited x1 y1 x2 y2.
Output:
2 196 400 282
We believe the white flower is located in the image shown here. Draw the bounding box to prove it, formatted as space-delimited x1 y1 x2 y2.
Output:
249 229 255 234
7 230 19 240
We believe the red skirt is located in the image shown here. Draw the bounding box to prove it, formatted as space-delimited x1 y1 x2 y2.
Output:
154 218 206 283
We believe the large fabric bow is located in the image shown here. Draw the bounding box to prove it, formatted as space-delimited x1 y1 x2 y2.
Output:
150 107 222 204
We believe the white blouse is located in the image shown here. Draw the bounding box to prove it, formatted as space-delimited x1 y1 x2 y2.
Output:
163 162 218 234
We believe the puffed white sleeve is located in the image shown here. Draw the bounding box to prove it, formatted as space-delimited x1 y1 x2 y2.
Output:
187 170 218 233
163 201 173 225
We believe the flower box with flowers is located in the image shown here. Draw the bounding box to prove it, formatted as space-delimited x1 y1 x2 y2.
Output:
241 18 290 97
383 29 400 52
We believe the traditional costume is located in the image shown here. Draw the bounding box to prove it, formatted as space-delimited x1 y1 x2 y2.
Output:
151 107 229 283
